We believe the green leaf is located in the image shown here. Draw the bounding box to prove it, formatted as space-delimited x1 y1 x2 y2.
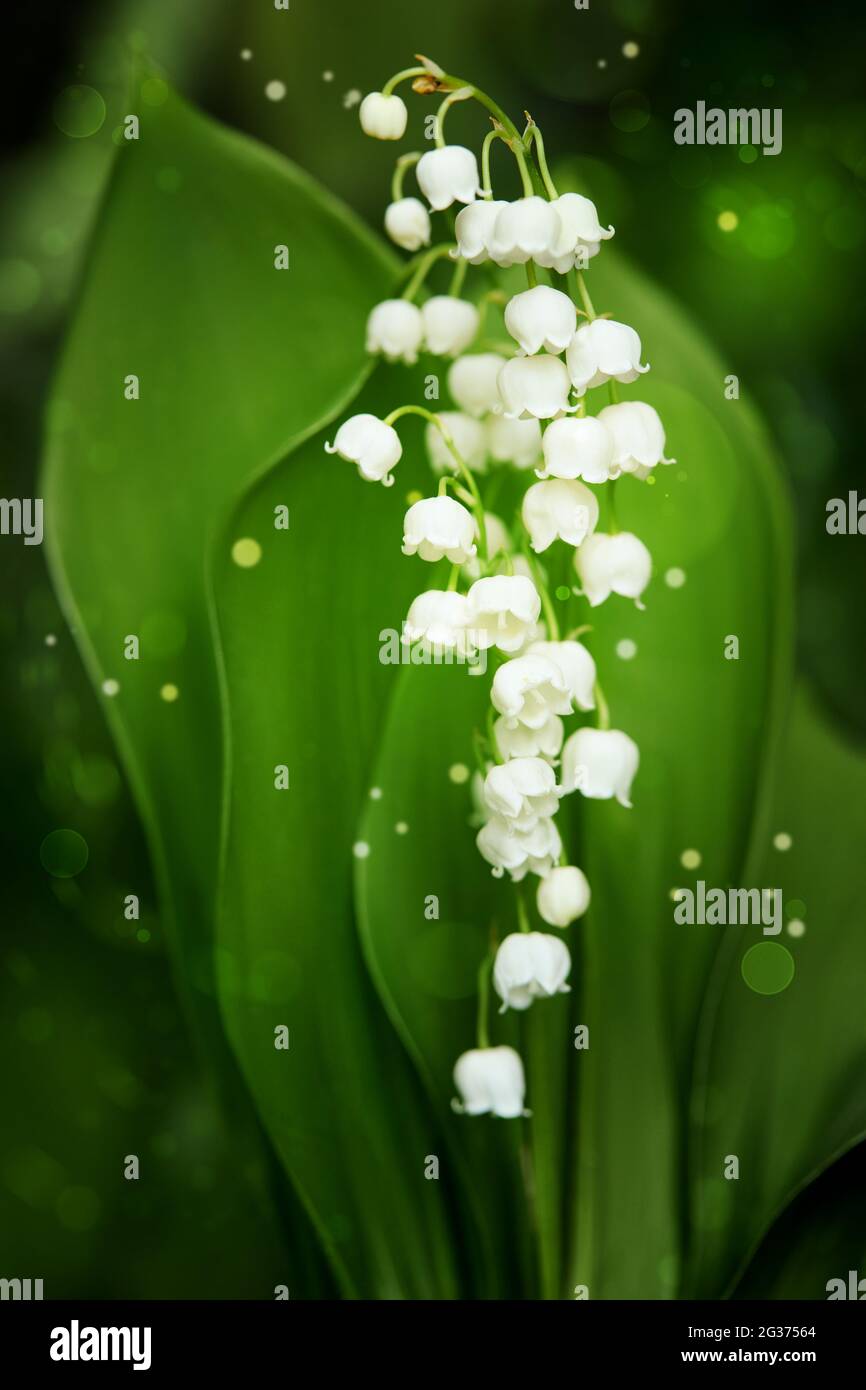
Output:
41 83 400 1292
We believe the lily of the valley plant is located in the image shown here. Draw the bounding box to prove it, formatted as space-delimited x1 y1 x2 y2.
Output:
329 55 674 1120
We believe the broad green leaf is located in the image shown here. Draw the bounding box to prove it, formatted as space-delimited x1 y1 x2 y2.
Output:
212 371 464 1298
687 686 866 1297
41 82 400 1292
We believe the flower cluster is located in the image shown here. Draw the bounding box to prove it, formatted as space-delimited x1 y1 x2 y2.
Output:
328 57 675 1120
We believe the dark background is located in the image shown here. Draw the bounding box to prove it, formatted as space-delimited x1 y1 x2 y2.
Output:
1 0 864 1296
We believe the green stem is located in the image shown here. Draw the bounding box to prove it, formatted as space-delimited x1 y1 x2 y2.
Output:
524 123 559 200
525 261 538 288
594 680 611 730
384 404 488 559
434 86 473 146
436 71 534 195
480 127 509 197
574 270 597 321
486 705 504 764
516 889 531 934
402 243 458 301
448 257 468 297
607 479 619 535
391 152 421 203
476 951 493 1049
523 547 559 640
447 562 461 592
382 66 428 96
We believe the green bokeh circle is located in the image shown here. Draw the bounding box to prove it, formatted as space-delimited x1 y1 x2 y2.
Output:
53 85 106 139
40 828 89 878
742 941 795 995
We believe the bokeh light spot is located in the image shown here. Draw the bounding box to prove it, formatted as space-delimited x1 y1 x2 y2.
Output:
231 537 262 568
717 210 738 232
53 85 106 138
448 762 470 785
159 683 180 703
40 829 89 879
609 89 651 134
742 941 795 995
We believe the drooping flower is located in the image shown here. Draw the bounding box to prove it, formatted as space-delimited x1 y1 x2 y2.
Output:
483 757 561 832
574 531 652 608
416 145 481 210
402 496 477 564
597 401 675 477
366 299 424 364
504 285 577 356
453 199 507 263
497 355 574 421
448 353 507 418
537 415 615 484
493 712 565 762
402 589 473 654
491 653 572 729
425 411 488 475
543 192 614 271
536 864 592 928
476 814 562 881
325 413 402 485
452 1045 526 1118
421 296 480 358
466 574 541 653
493 932 572 1011
521 478 599 552
527 639 596 711
566 319 650 396
561 727 639 807
488 196 561 267
486 415 543 470
359 91 408 140
384 197 431 252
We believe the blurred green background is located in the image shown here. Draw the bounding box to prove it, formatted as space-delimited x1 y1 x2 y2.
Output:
1 0 865 1298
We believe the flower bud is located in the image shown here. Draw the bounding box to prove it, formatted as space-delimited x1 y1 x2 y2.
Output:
561 727 639 807
505 285 577 356
538 415 615 484
425 411 488 474
491 653 572 729
493 712 564 761
417 145 481 211
483 757 561 831
467 574 541 653
448 353 507 417
597 401 674 477
384 196 431 251
566 319 649 396
324 413 402 485
574 530 652 608
359 91 408 140
421 295 480 357
489 196 561 267
493 932 572 1011
527 639 596 712
452 1045 526 1118
476 814 562 881
543 192 614 271
453 199 507 263
402 589 473 654
366 299 424 364
497 355 574 421
522 478 599 552
486 415 543 470
402 496 477 564
536 865 591 928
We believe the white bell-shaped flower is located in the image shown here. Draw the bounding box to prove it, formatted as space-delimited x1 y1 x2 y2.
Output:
574 531 652 608
402 496 477 564
466 574 541 653
543 192 615 271
453 199 507 263
448 353 506 418
505 285 577 356
493 932 572 1011
453 1045 526 1118
384 197 431 252
536 864 591 928
487 414 543 470
416 145 480 211
421 296 480 358
477 814 562 881
597 401 674 477
566 319 650 396
483 757 560 832
359 92 408 140
491 653 572 729
425 411 488 475
497 355 574 421
493 712 564 762
538 415 615 484
522 478 599 552
527 639 596 712
488 196 562 267
561 727 639 807
366 299 424 364
402 589 472 654
325 413 402 486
